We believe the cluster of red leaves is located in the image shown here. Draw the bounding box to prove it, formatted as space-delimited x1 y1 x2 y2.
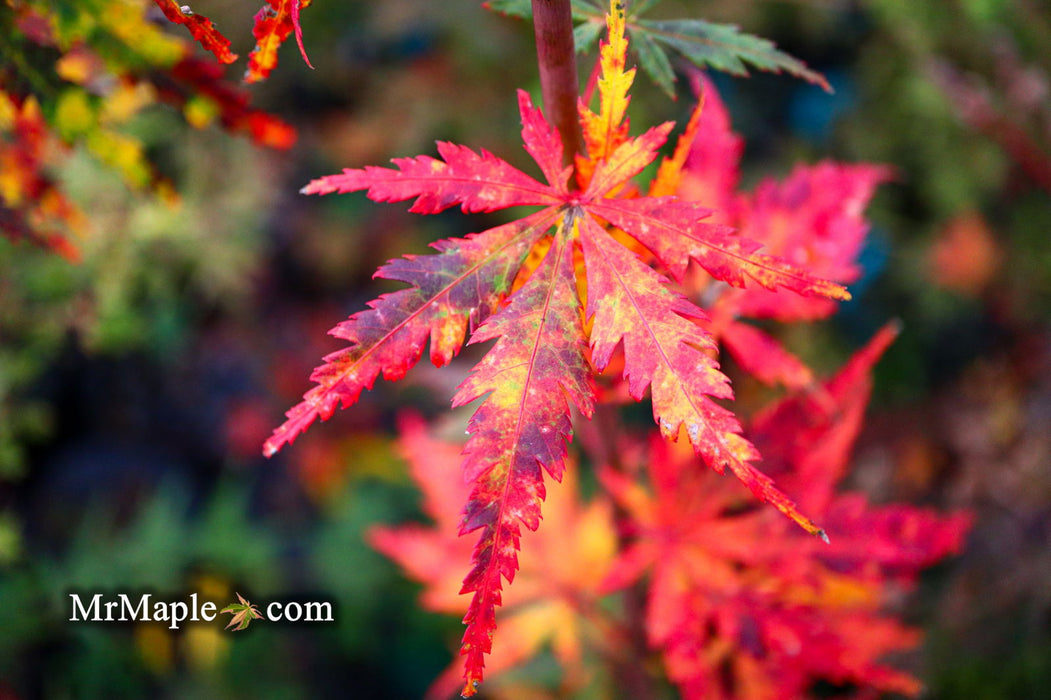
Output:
150 0 313 82
266 1 969 695
677 76 891 391
155 57 296 150
369 323 966 693
0 91 84 260
601 325 971 700
0 0 303 257
151 0 238 64
370 326 970 699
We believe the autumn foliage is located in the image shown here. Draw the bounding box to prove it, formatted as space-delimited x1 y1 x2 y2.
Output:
263 2 970 697
2 0 974 697
372 323 971 698
0 0 309 258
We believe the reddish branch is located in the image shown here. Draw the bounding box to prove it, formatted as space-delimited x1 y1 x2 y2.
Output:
531 0 582 166
930 58 1051 195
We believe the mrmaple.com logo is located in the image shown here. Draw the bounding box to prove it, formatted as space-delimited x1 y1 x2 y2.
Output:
68 591 333 630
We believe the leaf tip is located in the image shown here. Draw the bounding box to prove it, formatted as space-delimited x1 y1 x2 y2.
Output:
299 179 326 195
262 438 280 458
821 281 851 301
292 0 314 70
788 509 828 541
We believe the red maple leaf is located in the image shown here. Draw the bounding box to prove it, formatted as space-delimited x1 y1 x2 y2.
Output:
246 0 313 84
680 75 889 312
151 0 238 64
667 75 891 391
152 0 312 83
266 6 851 694
601 324 972 699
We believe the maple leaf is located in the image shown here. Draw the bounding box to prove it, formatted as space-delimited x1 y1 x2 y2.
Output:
450 222 595 695
576 0 635 183
268 2 851 692
663 76 741 219
680 75 889 321
719 320 815 391
656 75 890 391
220 593 264 631
488 0 829 98
601 324 972 699
368 416 618 699
151 0 238 64
246 0 314 84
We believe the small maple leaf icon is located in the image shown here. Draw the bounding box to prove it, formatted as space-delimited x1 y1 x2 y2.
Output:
220 592 263 631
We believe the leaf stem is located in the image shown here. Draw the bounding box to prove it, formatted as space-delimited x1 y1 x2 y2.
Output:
531 0 583 166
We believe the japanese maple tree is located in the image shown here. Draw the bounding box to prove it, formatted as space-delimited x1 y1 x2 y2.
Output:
263 1 970 697
1 0 974 696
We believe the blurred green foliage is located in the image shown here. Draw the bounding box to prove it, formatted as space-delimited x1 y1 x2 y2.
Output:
0 469 460 698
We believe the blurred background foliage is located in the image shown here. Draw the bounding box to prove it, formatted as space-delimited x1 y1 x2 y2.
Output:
1 0 1049 698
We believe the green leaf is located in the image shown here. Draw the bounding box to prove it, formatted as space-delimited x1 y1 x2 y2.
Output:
629 0 664 16
485 1 828 94
220 592 264 631
482 0 531 19
631 26 677 98
571 0 606 14
637 18 830 91
573 19 605 54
